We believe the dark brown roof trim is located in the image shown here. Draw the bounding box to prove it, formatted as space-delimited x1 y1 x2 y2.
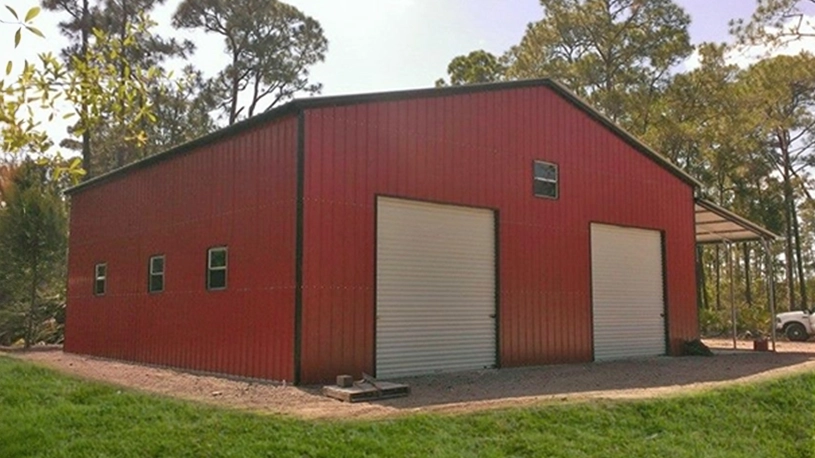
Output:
66 78 700 195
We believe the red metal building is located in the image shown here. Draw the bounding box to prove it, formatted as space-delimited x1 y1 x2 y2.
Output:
66 79 709 384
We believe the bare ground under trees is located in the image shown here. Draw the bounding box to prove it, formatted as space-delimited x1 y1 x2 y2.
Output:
3 339 814 420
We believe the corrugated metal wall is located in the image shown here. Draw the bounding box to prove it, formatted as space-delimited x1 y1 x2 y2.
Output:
300 86 697 383
65 116 299 382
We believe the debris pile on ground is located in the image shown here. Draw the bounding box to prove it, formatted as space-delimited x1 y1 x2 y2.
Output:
323 373 410 403
683 338 714 356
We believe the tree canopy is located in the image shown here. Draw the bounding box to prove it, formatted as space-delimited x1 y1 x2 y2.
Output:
730 0 815 45
173 0 328 125
435 50 506 87
0 161 66 347
504 0 692 133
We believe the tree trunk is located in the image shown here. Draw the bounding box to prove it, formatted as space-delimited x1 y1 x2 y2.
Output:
715 245 722 310
115 2 130 168
780 129 796 310
765 244 776 313
696 245 707 309
228 54 241 125
792 197 808 309
744 243 753 306
81 0 92 179
25 257 39 350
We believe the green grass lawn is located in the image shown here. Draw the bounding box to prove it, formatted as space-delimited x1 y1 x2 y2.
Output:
0 356 813 458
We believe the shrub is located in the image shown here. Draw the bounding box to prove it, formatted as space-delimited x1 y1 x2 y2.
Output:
699 303 773 339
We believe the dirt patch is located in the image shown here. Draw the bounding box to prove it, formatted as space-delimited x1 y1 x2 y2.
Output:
5 339 815 420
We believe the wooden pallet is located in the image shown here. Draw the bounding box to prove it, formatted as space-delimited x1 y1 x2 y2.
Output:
322 382 410 403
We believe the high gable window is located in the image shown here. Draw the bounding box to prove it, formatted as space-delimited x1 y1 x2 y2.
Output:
94 263 107 296
207 247 227 290
533 160 558 199
148 255 165 293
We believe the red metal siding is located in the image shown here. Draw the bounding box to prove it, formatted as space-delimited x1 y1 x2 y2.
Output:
300 87 697 383
65 116 299 382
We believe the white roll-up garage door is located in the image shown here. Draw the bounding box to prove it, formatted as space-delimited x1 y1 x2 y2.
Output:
376 197 496 379
591 223 666 360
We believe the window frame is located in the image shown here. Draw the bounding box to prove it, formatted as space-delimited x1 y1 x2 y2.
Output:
533 160 559 200
148 255 165 293
207 246 228 291
94 263 107 296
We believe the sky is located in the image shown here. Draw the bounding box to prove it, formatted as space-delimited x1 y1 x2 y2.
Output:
5 0 800 95
1 0 813 143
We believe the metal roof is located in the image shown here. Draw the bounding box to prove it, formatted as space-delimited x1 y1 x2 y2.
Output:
65 78 700 195
695 198 779 244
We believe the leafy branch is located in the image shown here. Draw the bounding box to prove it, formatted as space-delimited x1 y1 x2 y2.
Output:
2 5 44 47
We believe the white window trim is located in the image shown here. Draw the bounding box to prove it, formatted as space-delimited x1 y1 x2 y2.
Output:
533 160 559 200
94 263 107 296
207 247 228 290
149 255 165 293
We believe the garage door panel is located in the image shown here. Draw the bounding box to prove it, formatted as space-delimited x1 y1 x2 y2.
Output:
591 224 665 361
378 338 496 350
376 197 496 379
377 322 496 333
377 274 494 285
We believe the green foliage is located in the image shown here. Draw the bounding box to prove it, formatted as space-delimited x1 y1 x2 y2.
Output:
730 0 815 46
0 162 67 347
1 4 43 48
13 0 324 174
743 53 815 310
437 0 694 137
673 52 815 318
643 43 763 189
173 0 328 124
0 357 813 457
503 0 693 132
62 15 166 172
698 307 725 336
40 0 208 176
2 6 75 177
436 50 506 87
699 304 773 338
140 65 217 156
0 52 67 157
2 3 164 180
48 0 195 65
742 53 815 143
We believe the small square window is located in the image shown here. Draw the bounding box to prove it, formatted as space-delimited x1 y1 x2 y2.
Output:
207 247 227 290
148 255 165 293
533 160 558 199
94 263 107 296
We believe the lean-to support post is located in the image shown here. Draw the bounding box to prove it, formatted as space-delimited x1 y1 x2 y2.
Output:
728 242 737 349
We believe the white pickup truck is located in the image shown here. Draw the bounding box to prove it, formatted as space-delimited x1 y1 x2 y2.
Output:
776 309 814 341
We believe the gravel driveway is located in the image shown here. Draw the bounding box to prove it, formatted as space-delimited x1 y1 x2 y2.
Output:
5 339 814 420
